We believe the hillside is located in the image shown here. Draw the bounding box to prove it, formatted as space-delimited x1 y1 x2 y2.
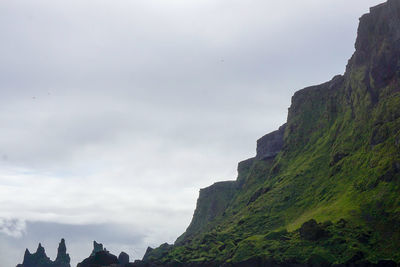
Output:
141 1 400 266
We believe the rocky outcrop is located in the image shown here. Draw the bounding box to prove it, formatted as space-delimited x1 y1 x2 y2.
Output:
16 240 70 267
236 157 255 186
54 239 70 267
77 250 119 267
174 181 237 244
299 219 326 241
255 124 286 160
77 241 132 267
349 0 400 90
17 244 52 267
90 240 107 256
142 243 173 263
118 252 130 266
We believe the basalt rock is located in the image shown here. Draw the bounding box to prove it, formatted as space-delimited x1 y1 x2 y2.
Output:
77 241 131 267
54 239 70 267
119 252 130 267
256 124 286 160
77 250 119 267
90 240 106 256
16 240 70 267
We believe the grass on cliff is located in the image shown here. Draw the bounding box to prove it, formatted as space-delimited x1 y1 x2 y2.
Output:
146 61 400 265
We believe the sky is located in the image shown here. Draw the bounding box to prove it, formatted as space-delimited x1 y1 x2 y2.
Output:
0 0 384 266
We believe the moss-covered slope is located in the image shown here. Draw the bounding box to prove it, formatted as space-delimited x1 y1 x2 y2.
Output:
143 1 400 266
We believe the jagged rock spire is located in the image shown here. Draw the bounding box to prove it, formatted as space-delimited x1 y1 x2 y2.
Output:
21 249 31 265
90 240 105 256
30 243 49 263
17 239 70 267
55 238 71 266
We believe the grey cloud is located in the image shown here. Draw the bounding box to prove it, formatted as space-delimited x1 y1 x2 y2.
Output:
0 218 26 238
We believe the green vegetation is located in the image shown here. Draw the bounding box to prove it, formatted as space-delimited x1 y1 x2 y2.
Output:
144 2 400 266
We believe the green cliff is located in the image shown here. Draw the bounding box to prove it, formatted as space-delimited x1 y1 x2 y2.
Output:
143 1 400 266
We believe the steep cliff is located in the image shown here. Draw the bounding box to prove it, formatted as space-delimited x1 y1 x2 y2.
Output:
256 124 286 161
175 181 238 245
142 1 400 266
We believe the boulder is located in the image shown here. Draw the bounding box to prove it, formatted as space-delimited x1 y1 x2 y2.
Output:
299 219 326 241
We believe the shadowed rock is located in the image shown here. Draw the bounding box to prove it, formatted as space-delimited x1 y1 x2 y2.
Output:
299 219 326 241
77 241 130 267
16 240 70 267
77 250 119 267
55 239 71 267
90 240 106 256
256 124 286 160
118 252 129 266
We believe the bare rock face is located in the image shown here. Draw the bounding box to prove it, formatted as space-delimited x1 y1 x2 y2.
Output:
18 243 52 267
16 240 70 267
55 239 71 267
90 240 106 256
256 124 286 160
349 0 400 91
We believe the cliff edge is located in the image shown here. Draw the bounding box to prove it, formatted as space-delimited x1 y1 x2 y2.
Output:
142 1 400 266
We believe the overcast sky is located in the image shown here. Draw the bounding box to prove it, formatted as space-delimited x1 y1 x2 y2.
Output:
0 0 383 266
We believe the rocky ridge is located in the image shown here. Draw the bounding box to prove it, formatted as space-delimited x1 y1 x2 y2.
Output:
16 239 70 267
16 240 133 267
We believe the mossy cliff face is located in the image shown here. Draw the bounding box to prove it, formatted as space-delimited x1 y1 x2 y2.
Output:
175 181 238 245
142 1 400 266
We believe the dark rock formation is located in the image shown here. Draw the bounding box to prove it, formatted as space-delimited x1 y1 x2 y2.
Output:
299 219 326 241
349 0 400 90
119 252 129 266
255 124 286 160
77 241 131 267
141 247 154 262
17 244 52 267
16 240 70 267
77 250 119 267
90 240 106 256
54 239 70 267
